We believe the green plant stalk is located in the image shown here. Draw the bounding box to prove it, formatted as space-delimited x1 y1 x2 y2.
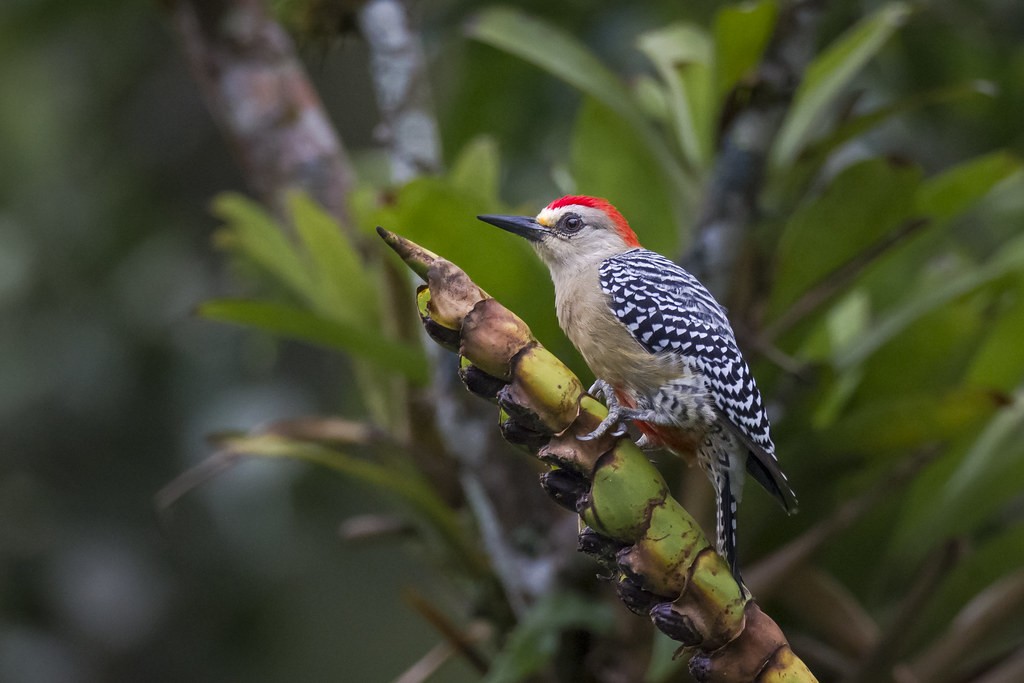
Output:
378 227 818 683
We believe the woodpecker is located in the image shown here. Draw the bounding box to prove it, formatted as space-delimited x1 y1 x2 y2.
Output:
479 195 797 580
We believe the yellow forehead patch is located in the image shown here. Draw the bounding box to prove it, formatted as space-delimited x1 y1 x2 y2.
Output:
535 208 556 227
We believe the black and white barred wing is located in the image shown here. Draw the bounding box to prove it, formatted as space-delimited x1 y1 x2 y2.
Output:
598 249 797 512
597 250 756 431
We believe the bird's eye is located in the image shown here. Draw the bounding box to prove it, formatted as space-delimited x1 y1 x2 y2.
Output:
563 215 583 233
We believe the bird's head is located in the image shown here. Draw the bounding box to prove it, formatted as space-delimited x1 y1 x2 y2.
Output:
479 195 640 270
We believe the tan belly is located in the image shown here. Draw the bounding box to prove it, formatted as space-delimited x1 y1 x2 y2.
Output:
555 269 688 393
552 265 713 461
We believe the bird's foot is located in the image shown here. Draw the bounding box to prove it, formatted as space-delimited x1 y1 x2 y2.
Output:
580 383 630 441
587 378 614 402
578 413 629 442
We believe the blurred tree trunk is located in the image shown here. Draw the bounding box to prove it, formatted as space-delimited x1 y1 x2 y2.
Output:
355 7 598 674
164 0 356 225
164 0 606 678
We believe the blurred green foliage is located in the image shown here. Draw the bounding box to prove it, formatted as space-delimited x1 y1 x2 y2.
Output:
482 593 614 683
4 0 1024 681
204 2 1024 680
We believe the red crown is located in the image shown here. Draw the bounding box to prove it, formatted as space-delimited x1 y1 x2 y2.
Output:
546 195 640 248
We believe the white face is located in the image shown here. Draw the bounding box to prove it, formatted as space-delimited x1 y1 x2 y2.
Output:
531 204 631 270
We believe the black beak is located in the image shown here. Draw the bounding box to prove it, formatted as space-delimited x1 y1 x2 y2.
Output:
477 214 549 242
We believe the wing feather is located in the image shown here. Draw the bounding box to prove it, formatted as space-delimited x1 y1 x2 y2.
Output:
599 249 797 512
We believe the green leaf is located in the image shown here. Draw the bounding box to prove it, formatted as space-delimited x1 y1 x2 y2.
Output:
220 433 423 511
632 73 671 123
915 151 1021 220
212 193 318 304
809 290 869 426
771 81 997 207
484 592 614 683
219 432 488 577
361 176 583 363
571 98 680 256
811 82 995 172
835 234 1024 369
921 524 1024 636
466 6 691 204
967 277 1024 391
770 2 911 169
769 158 921 317
848 295 985 398
449 135 501 203
637 23 715 169
814 387 1000 454
943 390 1024 505
826 288 871 353
199 298 427 383
467 7 646 140
713 0 779 97
287 191 376 323
645 630 687 683
894 391 1024 558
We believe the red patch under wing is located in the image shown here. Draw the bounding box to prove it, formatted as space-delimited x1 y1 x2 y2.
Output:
613 388 699 464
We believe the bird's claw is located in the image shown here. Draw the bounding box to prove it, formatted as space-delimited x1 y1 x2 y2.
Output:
579 416 618 441
579 407 629 442
635 434 655 451
588 378 613 402
580 378 630 441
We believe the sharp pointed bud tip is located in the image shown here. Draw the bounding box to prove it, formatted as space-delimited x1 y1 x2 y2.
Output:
375 227 438 280
376 225 396 244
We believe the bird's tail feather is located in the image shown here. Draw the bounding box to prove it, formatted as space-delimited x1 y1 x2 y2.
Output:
715 468 743 586
745 450 798 514
713 408 798 514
